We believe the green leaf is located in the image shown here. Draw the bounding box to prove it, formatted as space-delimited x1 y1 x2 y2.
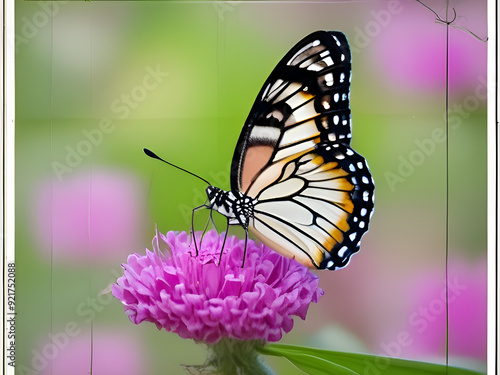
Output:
271 352 360 375
258 344 485 375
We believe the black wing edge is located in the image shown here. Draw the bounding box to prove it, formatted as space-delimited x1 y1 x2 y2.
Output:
316 142 375 270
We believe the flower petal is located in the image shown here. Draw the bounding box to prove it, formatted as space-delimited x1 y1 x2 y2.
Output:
113 230 323 343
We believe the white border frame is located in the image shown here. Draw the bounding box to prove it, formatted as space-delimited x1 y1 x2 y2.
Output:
1 1 497 374
487 0 499 373
2 0 15 373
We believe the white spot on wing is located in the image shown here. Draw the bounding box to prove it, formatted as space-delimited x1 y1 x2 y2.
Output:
250 126 280 143
275 140 316 161
257 199 314 225
273 82 303 104
261 83 271 100
258 177 304 200
288 42 317 65
266 110 284 122
338 246 348 257
280 121 319 146
325 73 334 86
267 79 285 101
323 56 334 66
307 64 323 72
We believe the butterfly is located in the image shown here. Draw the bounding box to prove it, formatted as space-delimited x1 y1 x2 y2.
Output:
146 30 374 270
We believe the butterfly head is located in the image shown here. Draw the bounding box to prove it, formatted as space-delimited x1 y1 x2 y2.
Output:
205 186 221 204
206 186 234 210
206 186 237 220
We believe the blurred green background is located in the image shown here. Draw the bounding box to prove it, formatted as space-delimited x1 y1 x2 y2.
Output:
15 0 487 374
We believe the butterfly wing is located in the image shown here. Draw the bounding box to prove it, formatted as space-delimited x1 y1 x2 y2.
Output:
248 142 374 270
230 30 374 270
231 30 353 193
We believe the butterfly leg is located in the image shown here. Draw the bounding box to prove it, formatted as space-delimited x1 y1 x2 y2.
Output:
198 211 212 248
241 226 249 268
218 218 230 266
191 204 208 256
208 208 219 233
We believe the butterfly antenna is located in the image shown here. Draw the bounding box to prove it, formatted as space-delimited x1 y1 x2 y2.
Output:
143 148 212 186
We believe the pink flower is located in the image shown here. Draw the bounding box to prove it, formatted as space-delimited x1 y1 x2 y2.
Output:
112 230 323 344
374 1 486 91
404 258 487 362
33 169 148 264
38 329 146 375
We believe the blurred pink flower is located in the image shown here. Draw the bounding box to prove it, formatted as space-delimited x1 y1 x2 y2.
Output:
38 329 145 375
34 169 148 263
375 1 486 91
113 230 324 344
314 244 486 367
404 257 487 362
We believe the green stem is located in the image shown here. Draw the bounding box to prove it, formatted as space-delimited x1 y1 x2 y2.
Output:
185 339 276 375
